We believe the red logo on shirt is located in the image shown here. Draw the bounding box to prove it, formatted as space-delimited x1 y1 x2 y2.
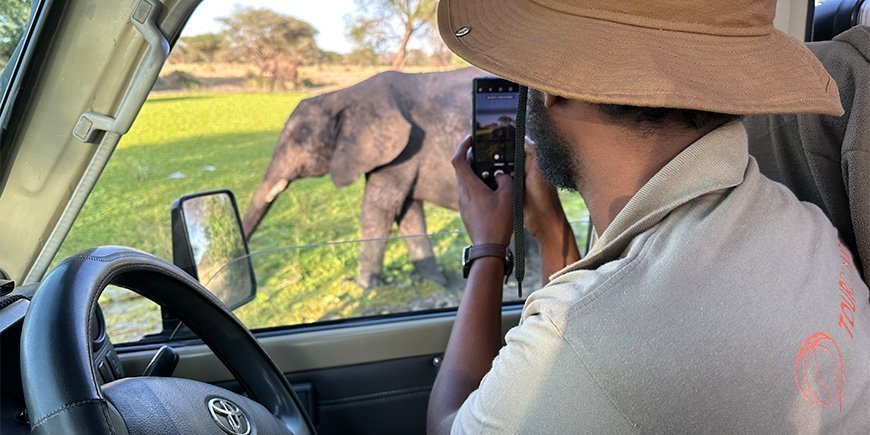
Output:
794 332 844 411
794 242 862 411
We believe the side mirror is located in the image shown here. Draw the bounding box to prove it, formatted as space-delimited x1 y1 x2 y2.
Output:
171 189 256 310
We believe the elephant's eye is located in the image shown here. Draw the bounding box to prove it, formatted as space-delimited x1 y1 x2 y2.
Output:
292 125 312 142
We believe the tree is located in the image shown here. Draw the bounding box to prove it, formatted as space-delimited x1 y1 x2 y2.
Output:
182 33 224 63
348 0 437 70
219 7 318 89
345 47 380 67
0 0 31 68
318 49 344 66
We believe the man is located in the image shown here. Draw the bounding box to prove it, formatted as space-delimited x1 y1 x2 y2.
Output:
427 1 870 433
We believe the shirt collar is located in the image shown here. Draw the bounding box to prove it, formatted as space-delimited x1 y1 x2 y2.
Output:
550 121 750 279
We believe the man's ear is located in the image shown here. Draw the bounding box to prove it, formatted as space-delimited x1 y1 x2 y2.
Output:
544 93 559 109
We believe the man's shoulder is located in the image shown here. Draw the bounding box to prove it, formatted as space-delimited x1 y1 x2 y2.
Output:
525 226 658 328
522 161 870 431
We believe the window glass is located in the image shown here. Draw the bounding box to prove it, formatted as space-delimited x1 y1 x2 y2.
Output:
56 1 590 342
100 285 162 344
0 0 34 104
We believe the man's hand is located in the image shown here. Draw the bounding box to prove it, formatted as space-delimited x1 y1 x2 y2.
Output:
523 138 581 281
429 137 512 435
523 138 568 242
452 136 513 246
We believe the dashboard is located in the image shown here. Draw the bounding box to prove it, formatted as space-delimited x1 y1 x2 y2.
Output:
0 285 122 433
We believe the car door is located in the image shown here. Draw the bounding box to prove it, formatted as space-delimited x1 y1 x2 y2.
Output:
0 1 571 433
2 1 822 434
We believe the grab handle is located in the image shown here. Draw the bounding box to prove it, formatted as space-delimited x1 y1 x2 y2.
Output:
73 0 169 143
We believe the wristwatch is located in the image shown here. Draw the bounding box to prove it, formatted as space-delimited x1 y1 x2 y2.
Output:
462 243 514 282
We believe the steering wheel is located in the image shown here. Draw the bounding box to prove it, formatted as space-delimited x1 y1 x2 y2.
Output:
20 246 315 435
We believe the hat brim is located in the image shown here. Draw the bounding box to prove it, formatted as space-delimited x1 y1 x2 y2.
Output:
439 0 844 116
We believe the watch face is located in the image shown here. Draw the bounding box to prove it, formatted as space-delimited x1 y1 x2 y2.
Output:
462 245 472 278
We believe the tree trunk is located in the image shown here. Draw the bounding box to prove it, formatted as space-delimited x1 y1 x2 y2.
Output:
391 23 414 70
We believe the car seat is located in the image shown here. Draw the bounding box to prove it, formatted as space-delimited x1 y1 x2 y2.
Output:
743 25 870 283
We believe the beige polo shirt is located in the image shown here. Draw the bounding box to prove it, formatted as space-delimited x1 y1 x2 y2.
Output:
453 122 870 433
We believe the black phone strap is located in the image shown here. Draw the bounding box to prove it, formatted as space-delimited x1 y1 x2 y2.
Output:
512 86 528 297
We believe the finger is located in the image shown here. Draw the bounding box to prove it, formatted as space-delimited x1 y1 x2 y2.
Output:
451 135 472 164
451 136 479 181
524 139 538 164
494 172 513 193
452 137 492 193
524 135 536 148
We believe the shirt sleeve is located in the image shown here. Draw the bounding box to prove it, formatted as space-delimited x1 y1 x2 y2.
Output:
451 310 637 434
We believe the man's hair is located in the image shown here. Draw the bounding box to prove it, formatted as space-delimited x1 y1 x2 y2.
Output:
595 104 741 131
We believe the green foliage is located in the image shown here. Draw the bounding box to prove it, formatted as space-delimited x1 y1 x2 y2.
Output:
345 47 381 67
179 33 223 63
348 0 437 69
220 8 318 70
0 0 30 63
154 70 201 91
317 50 345 66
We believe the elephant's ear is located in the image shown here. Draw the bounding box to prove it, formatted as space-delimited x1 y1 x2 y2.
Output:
329 97 412 187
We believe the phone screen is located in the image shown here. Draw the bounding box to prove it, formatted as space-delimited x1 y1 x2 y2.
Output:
472 78 520 187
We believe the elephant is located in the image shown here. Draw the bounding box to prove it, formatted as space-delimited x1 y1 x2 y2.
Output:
243 67 485 289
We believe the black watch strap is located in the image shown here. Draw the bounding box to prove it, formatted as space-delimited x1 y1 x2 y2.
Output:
462 244 514 282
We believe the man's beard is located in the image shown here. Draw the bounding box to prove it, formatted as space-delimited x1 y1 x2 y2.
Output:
526 90 582 191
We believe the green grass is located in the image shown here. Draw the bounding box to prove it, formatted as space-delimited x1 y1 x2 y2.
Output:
55 92 588 342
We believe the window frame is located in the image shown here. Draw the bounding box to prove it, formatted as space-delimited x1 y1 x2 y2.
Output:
0 0 52 143
119 301 528 352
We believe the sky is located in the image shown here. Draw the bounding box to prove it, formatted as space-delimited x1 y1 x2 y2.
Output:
182 0 358 53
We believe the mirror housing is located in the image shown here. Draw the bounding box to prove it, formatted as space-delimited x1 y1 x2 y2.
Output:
171 189 256 310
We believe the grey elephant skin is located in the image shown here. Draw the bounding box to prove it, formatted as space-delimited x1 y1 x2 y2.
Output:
243 67 484 288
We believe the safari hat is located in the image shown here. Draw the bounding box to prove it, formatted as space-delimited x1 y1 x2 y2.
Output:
438 0 844 116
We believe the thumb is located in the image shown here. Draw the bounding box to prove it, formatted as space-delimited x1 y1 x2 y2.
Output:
494 171 513 193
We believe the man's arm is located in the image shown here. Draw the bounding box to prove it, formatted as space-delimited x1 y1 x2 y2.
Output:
427 257 505 435
428 136 514 435
536 218 581 283
427 137 581 433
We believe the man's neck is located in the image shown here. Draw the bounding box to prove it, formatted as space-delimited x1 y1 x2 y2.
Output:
568 122 720 236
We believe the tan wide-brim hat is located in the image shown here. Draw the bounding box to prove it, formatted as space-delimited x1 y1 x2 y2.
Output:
438 0 844 116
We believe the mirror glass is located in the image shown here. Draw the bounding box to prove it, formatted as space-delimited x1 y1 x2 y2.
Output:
179 192 255 309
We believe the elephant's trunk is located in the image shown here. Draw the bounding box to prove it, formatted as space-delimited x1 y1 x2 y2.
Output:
242 176 291 239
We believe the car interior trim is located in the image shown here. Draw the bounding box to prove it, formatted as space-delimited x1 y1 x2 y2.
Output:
118 308 523 382
20 0 201 285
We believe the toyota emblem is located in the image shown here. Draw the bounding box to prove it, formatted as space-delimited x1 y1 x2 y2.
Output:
208 397 251 435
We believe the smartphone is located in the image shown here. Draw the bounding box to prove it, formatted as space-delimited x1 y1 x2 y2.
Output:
472 77 520 189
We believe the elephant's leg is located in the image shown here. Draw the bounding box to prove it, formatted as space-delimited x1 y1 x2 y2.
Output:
357 202 393 289
356 169 414 289
398 199 447 286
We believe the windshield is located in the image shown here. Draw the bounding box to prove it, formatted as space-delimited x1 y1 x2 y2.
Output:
51 1 590 343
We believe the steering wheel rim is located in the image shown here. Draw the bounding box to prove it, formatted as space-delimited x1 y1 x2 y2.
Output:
21 246 315 435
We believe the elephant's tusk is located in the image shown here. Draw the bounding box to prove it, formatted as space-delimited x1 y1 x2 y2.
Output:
265 179 289 202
